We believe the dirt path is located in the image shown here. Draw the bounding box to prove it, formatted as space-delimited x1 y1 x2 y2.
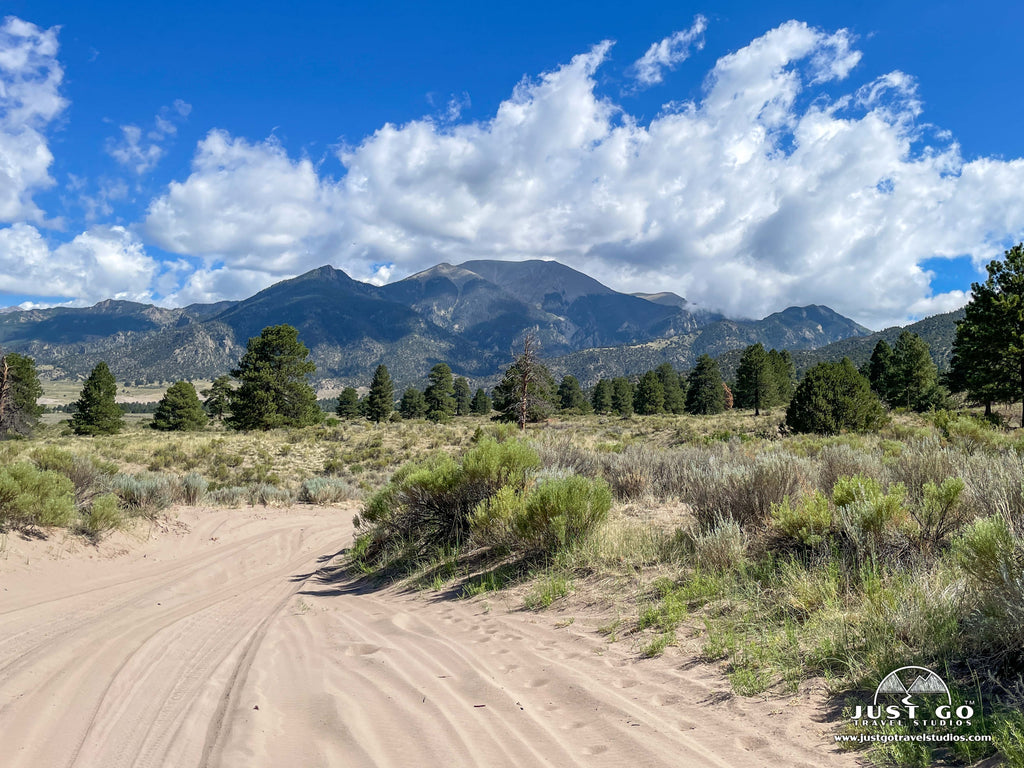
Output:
0 506 858 767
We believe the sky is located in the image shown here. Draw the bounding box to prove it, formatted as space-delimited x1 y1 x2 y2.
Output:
2 0 1024 330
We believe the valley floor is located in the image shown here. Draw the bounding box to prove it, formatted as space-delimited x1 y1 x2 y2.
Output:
0 505 859 768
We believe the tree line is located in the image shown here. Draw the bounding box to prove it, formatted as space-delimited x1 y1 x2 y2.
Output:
3 244 1024 437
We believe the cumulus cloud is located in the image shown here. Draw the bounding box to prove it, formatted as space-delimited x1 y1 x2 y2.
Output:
0 223 159 303
0 16 66 224
106 100 192 174
631 15 707 88
144 21 1024 327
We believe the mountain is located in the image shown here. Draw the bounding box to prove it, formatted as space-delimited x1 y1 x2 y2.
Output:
0 260 877 389
550 304 872 386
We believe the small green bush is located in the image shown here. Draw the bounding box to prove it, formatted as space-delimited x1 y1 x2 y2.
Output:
771 491 832 546
473 475 611 557
0 462 76 529
81 493 123 538
993 710 1024 768
360 438 540 557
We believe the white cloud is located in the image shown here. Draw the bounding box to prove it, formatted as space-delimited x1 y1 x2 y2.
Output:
0 223 159 303
141 21 1024 327
631 16 707 88
106 100 192 174
0 16 66 224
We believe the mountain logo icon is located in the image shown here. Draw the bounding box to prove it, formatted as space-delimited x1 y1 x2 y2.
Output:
873 666 952 707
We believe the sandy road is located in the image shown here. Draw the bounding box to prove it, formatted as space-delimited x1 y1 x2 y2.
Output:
0 506 856 767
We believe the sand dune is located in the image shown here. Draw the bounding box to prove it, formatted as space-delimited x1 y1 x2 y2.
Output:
0 506 858 767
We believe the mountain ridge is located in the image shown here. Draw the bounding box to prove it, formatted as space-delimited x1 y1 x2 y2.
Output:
0 260 882 388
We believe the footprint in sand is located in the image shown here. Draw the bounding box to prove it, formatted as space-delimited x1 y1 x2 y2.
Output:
582 745 609 756
652 693 683 706
737 735 770 752
611 678 639 689
523 678 549 689
342 643 381 656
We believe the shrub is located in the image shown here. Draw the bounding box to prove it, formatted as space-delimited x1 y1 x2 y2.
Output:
208 486 247 507
109 473 181 515
833 474 907 539
0 462 76 529
475 475 611 557
299 476 357 504
81 493 123 538
182 472 209 505
786 359 885 435
771 491 832 546
247 483 294 506
692 516 746 571
31 446 116 505
953 515 1024 665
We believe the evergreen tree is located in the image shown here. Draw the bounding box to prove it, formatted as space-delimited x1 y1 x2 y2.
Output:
734 343 773 415
151 381 207 431
633 370 665 415
610 377 634 416
655 363 686 414
366 365 394 423
0 352 44 438
948 244 1024 424
424 363 456 422
888 331 945 411
867 340 894 401
399 387 427 419
227 325 321 430
471 388 492 415
557 375 589 412
492 335 556 428
335 387 360 419
767 349 796 404
685 355 725 415
202 375 233 420
453 377 472 416
786 359 885 435
71 362 124 435
591 379 613 414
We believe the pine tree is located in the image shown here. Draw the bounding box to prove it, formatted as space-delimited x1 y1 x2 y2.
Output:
71 362 124 435
227 325 321 430
888 331 945 412
366 365 394 423
786 359 885 435
152 381 208 431
867 340 894 401
202 375 233 420
948 244 1024 424
655 363 686 414
335 387 360 419
471 388 492 415
424 363 456 422
399 387 427 419
591 379 613 414
633 370 665 415
492 335 556 428
0 353 44 438
453 377 472 416
610 377 634 416
557 375 589 412
685 355 725 415
734 343 772 415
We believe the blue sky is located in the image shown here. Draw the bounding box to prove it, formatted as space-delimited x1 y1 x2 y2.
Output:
2 1 1023 328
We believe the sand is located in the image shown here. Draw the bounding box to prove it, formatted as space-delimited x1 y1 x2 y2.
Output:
0 505 860 767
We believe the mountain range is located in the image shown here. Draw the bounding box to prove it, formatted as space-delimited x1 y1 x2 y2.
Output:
0 259 901 389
